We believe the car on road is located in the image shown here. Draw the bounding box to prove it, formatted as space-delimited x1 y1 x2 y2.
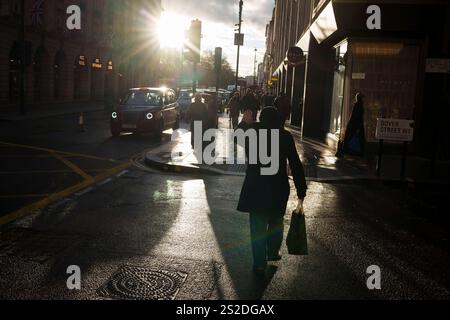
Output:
111 87 180 138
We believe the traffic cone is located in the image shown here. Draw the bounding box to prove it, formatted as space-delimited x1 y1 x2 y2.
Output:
78 112 86 132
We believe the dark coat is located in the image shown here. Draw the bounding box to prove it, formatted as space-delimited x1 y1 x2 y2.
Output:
274 94 292 122
187 101 208 147
343 101 366 155
237 122 308 215
228 96 240 117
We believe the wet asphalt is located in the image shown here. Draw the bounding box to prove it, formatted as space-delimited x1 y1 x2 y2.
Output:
0 111 450 300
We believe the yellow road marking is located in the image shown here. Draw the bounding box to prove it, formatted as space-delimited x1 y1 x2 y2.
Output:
50 152 93 181
0 169 111 175
0 194 51 199
0 161 131 226
0 155 56 159
0 141 118 163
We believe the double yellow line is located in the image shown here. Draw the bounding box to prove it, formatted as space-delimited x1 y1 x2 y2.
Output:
0 141 131 226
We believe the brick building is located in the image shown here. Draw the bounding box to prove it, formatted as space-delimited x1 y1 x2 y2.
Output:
1 0 161 112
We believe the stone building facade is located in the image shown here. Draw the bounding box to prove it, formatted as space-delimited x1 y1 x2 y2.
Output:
1 0 161 112
264 0 450 161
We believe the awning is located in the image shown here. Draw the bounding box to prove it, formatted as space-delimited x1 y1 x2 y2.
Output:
310 1 338 44
272 0 447 77
296 31 311 53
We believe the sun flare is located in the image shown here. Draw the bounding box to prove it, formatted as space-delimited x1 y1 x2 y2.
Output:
157 12 190 48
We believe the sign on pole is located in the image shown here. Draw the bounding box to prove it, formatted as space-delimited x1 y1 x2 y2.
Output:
286 47 304 65
376 118 414 142
234 33 244 46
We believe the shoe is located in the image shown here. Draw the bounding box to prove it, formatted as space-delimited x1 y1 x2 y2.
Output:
252 267 266 277
267 254 282 262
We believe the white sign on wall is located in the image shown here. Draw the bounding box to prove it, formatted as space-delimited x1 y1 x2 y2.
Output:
376 118 414 142
352 73 366 80
426 59 450 74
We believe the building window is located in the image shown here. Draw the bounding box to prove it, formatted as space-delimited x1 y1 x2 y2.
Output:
345 41 420 142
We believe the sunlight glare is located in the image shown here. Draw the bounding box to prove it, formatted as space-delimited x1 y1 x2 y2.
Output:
158 12 189 48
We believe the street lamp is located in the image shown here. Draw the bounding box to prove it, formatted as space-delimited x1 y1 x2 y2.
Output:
235 0 243 91
19 0 25 115
253 48 257 86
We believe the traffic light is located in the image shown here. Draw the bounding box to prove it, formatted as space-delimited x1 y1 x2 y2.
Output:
184 20 202 63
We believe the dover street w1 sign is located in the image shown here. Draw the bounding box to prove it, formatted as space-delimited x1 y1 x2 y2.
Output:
376 118 414 142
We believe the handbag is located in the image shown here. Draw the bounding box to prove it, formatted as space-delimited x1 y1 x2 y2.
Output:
286 201 308 255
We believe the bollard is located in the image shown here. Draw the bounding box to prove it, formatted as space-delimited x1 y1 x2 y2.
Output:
78 112 86 132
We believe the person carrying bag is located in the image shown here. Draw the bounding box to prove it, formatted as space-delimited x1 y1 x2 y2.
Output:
236 107 308 276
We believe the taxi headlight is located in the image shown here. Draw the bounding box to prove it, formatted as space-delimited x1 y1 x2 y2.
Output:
112 112 118 119
146 113 154 120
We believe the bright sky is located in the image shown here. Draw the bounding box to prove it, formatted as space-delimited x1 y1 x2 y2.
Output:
158 0 274 77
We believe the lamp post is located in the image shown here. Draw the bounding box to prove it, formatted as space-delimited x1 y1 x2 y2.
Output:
235 0 243 91
253 48 257 86
19 0 25 115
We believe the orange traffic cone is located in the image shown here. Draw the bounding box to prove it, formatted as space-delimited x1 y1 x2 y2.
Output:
78 112 86 132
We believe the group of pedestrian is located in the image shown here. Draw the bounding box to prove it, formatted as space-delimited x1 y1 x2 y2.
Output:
227 89 293 130
186 93 219 149
227 89 261 129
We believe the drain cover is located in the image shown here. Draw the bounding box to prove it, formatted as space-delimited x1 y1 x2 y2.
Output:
98 266 188 300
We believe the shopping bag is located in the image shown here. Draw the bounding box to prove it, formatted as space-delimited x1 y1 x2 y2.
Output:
286 202 308 255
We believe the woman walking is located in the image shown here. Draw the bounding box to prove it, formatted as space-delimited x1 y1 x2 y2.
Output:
237 107 308 276
336 92 366 157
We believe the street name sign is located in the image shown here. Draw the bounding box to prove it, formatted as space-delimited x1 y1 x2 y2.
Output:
352 73 366 80
376 118 414 142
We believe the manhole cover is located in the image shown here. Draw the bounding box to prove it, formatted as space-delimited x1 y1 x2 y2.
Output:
98 266 188 300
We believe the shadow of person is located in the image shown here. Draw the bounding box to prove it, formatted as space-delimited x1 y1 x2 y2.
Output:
37 172 185 297
202 176 278 300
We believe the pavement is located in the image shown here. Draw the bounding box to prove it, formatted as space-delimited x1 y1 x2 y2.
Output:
145 115 416 184
1 109 450 300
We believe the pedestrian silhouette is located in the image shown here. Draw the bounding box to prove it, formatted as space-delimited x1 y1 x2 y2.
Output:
186 93 208 150
237 107 308 276
336 92 366 157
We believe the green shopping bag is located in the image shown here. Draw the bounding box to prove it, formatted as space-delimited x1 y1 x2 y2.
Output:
286 202 308 255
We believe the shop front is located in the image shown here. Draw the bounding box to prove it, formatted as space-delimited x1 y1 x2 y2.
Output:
298 0 448 154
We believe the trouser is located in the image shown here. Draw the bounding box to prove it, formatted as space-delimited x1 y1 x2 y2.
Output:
231 116 239 129
249 212 284 269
